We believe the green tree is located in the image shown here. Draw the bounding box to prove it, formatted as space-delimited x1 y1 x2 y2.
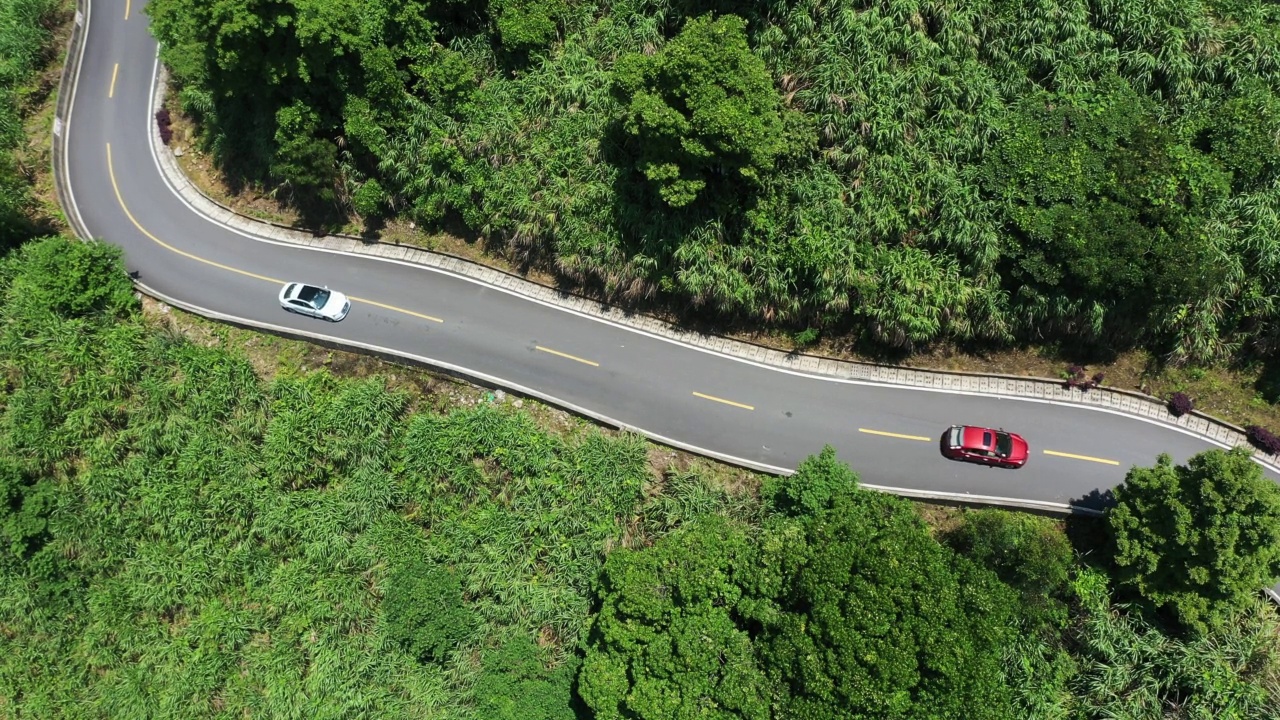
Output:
764 444 858 517
613 14 787 208
982 76 1230 340
1107 448 1280 633
753 492 1019 720
578 515 769 720
382 558 478 663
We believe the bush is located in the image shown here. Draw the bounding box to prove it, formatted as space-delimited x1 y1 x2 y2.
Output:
5 236 137 320
946 509 1074 628
382 558 477 663
472 635 578 720
792 327 820 347
1168 392 1195 417
1246 425 1280 455
351 178 386 219
765 445 858 517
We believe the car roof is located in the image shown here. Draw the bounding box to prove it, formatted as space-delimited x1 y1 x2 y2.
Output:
296 284 324 302
961 426 995 450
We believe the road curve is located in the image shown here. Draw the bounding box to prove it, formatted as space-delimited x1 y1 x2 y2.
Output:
59 0 1280 519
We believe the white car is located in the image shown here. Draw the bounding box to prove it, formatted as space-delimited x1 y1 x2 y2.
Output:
278 282 351 322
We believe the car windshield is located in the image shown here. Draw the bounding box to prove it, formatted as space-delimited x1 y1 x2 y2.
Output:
995 432 1013 457
297 285 330 308
948 427 963 447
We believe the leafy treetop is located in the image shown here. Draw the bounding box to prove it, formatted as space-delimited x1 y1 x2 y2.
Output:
1107 447 1280 633
613 14 788 208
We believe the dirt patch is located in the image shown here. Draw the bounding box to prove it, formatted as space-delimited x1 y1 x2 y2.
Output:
914 503 968 538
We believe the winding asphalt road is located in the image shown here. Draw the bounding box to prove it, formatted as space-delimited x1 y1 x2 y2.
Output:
60 0 1280 517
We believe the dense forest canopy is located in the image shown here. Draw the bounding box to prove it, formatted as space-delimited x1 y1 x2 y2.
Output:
147 0 1280 360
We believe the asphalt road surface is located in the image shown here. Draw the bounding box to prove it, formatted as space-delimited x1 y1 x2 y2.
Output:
61 0 1280 519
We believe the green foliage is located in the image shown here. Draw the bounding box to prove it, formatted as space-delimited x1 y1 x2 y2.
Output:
5 236 137 320
471 634 579 720
1062 568 1280 719
271 102 339 204
981 76 1231 340
613 14 789 208
1107 448 1280 633
579 515 769 720
0 241 654 715
947 509 1074 628
491 0 566 52
0 245 1276 715
1194 78 1280 193
763 444 856 517
352 178 388 219
755 492 1019 719
383 558 477 664
148 0 1280 361
0 458 55 561
0 0 61 249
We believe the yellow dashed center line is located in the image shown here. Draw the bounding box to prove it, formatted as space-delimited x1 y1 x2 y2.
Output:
858 428 931 442
124 0 131 20
348 296 443 323
692 392 754 411
536 345 598 366
106 143 445 325
109 63 118 98
108 144 281 283
1043 450 1120 466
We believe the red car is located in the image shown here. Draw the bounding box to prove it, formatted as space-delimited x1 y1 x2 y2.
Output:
940 425 1029 469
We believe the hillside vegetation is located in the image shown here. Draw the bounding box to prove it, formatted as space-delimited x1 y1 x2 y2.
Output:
1 235 1278 718
148 0 1280 362
1 4 1279 716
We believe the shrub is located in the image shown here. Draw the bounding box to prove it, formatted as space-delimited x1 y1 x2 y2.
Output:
351 178 386 219
6 236 137 320
946 509 1074 628
1064 365 1087 390
473 635 579 720
1168 392 1194 417
1246 425 1280 455
765 445 858 517
382 558 477 664
1091 372 1106 388
792 327 820 347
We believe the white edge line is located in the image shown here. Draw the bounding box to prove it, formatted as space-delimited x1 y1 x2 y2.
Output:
141 96 1280 479
133 280 1100 516
59 0 92 238
47 15 1274 598
142 65 1280 479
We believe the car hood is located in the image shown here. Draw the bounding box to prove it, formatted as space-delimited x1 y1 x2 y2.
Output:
1008 434 1030 461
